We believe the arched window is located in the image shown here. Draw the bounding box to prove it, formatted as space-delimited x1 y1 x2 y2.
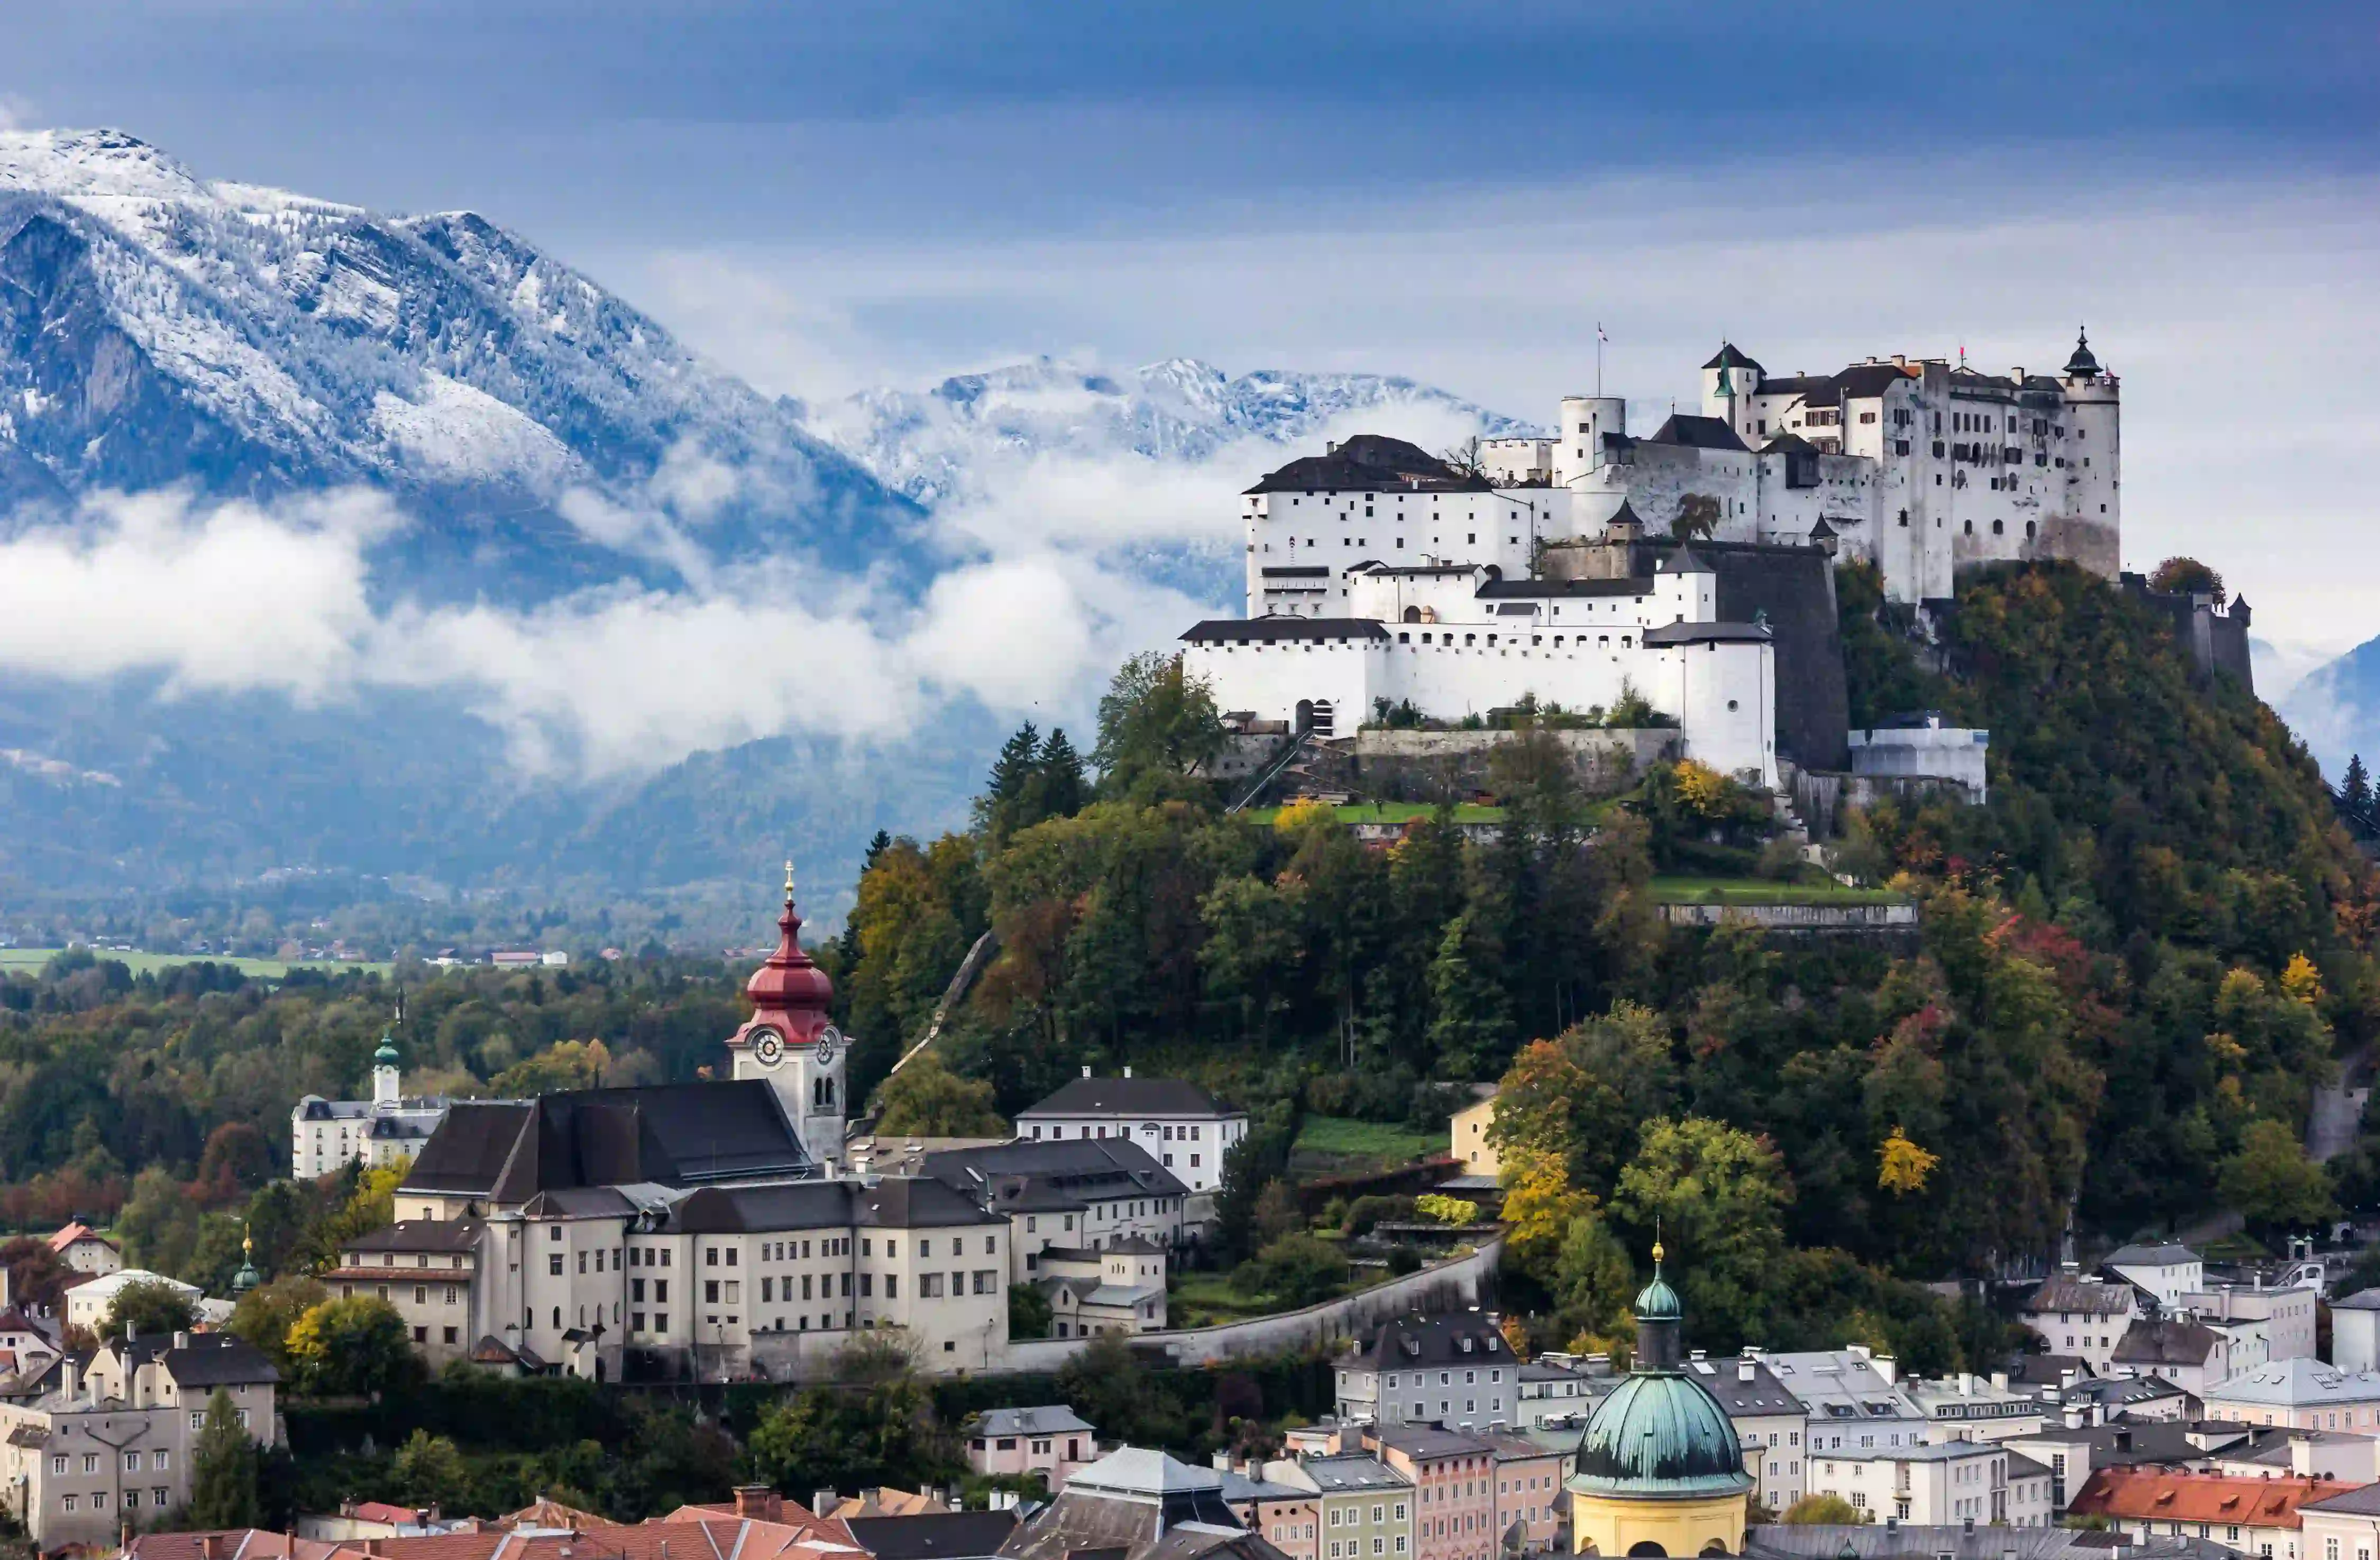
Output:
1403 606 1422 622
1295 699 1315 732
1627 1545 1668 1558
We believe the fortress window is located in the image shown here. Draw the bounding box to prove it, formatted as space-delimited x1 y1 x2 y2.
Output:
1728 700 1740 711
1464 634 1476 646
1468 533 1477 544
2026 521 2037 539
1964 521 1973 535
1992 520 2004 535
1398 632 1409 644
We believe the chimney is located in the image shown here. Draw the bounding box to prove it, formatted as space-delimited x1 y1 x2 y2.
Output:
2114 1428 2132 1452
1875 1354 1899 1385
2011 367 2025 384
203 1537 227 1560
1081 1066 1092 1079
1738 1361 1755 1383
59 1360 76 1400
812 1491 837 1517
1892 354 1907 367
2292 1435 2316 1479
1991 1372 2008 1392
173 1329 191 1351
1122 1066 1132 1079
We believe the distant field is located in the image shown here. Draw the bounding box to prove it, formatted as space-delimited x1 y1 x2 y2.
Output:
1293 1115 1443 1170
0 948 392 979
1648 877 1906 906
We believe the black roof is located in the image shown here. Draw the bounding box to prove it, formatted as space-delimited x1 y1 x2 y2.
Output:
345 1218 481 1254
1181 618 1390 645
1645 414 1747 452
1642 619 1773 646
1703 343 1763 373
1476 576 1652 599
1346 1312 1512 1371
848 1512 1019 1560
1259 566 1329 578
1246 434 1493 495
1748 374 1836 403
405 1081 810 1200
670 1178 1001 1234
2064 328 2101 378
925 1137 1190 1210
109 1331 278 1389
1687 1355 1802 1416
1839 362 1918 398
1023 1076 1235 1117
2113 1316 2223 1366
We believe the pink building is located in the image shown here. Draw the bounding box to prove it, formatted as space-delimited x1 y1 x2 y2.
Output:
967 1406 1099 1490
1366 1425 1497 1560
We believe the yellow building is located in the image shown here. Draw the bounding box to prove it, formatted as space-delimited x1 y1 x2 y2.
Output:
1567 1246 1752 1557
1450 1087 1500 1177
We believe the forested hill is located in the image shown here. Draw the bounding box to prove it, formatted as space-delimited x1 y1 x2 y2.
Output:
1 560 2372 1376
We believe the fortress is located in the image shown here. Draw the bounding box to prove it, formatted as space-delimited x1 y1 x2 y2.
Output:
1184 333 2121 779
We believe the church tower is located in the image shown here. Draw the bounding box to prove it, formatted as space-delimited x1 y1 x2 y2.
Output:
727 864 849 1172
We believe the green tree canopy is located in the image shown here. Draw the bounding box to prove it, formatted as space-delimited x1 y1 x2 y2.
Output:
187 1387 261 1529
105 1277 197 1339
1093 651 1224 802
2221 1118 2335 1232
285 1295 423 1397
870 1051 1007 1138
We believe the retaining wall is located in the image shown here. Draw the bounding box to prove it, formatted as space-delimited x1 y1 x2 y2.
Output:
1660 902 1916 931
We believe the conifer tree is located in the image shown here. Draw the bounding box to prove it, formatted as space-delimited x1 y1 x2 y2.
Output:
975 722 1041 842
187 1388 259 1530
1035 728 1087 821
2345 754 2373 816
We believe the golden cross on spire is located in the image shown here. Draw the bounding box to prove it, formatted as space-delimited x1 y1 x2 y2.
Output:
783 859 796 901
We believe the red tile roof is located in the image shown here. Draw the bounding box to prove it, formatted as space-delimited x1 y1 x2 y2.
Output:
2068 1469 2359 1529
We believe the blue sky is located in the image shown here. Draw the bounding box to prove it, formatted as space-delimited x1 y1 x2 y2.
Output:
9 1 2380 658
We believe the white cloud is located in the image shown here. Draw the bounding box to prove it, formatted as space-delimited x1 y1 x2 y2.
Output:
629 158 2380 649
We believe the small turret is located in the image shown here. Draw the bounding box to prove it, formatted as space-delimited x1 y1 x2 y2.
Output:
231 1224 260 1295
2063 326 2101 380
371 1033 401 1110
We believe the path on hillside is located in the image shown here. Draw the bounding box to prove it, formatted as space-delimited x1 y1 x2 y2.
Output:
2310 1046 2372 1163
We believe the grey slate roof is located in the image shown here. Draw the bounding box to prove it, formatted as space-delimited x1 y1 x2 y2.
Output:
109 1331 278 1389
2113 1316 2222 1367
925 1137 1189 1215
847 1512 1019 1560
1642 619 1772 646
1244 435 1493 497
1682 1354 1801 1417
2106 1242 2201 1266
1344 1312 1512 1372
405 1081 811 1199
1299 1455 1410 1492
974 1406 1096 1438
2023 1276 2138 1314
1645 414 1748 452
345 1218 481 1253
1181 619 1390 645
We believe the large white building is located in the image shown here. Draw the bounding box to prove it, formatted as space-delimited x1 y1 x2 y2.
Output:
1194 333 2118 778
1014 1070 1248 1195
290 1035 462 1179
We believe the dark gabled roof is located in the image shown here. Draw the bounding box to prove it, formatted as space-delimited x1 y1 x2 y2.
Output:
1687 1355 1802 1416
345 1219 481 1254
1759 432 1819 455
2113 1317 2223 1367
1259 566 1330 579
926 1137 1191 1210
1181 619 1390 645
407 1081 811 1200
1642 619 1772 647
1475 576 1651 599
1367 1423 1496 1460
1353 562 1489 579
854 1177 1006 1229
1022 1076 1236 1118
1838 362 1919 399
1346 1312 1511 1371
1661 547 1715 575
1702 343 1763 373
1246 434 1492 495
847 1512 1019 1560
2106 1242 2200 1267
1645 414 1747 452
670 1177 1001 1234
405 1102 532 1192
1807 518 1837 539
1747 374 1836 405
109 1330 278 1388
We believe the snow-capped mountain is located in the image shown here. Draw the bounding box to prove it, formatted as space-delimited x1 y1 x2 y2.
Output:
0 129 1535 917
810 355 1535 507
2278 632 2380 783
0 128 916 601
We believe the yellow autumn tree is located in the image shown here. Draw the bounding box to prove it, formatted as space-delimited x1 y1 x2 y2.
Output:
2282 952 2325 1007
1499 1146 1599 1275
1274 798 1336 836
1877 1128 1940 1196
1672 759 1733 819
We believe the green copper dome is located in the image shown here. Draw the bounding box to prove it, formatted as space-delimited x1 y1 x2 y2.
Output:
373 1034 401 1067
1569 1243 1754 1502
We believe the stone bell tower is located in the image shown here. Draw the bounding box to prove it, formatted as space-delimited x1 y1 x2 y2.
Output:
726 862 848 1171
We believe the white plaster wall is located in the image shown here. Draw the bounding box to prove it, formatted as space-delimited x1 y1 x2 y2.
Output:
1656 640 1777 786
1848 727 1989 798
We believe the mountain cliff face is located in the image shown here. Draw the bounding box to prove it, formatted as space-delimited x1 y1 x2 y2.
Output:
0 129 1528 922
0 129 917 600
2280 634 2380 783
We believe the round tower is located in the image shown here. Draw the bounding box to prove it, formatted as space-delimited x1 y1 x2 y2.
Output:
1567 1243 1753 1557
371 1033 401 1111
1554 395 1628 490
2057 327 2120 577
728 863 848 1170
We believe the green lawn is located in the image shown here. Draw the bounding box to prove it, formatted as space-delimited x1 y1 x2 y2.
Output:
0 947 393 979
1242 802 1507 824
1293 1115 1444 1168
1648 876 1906 907
1168 1265 1390 1328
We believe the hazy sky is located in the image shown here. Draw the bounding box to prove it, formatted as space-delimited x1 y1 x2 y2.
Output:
9 1 2379 659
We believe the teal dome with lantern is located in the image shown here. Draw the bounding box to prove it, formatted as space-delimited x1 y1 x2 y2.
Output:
373 1034 401 1068
1569 1243 1754 1502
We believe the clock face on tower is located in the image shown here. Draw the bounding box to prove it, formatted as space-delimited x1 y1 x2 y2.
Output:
749 1027 785 1068
814 1025 840 1067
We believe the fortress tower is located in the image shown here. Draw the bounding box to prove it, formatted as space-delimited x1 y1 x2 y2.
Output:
726 864 849 1170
